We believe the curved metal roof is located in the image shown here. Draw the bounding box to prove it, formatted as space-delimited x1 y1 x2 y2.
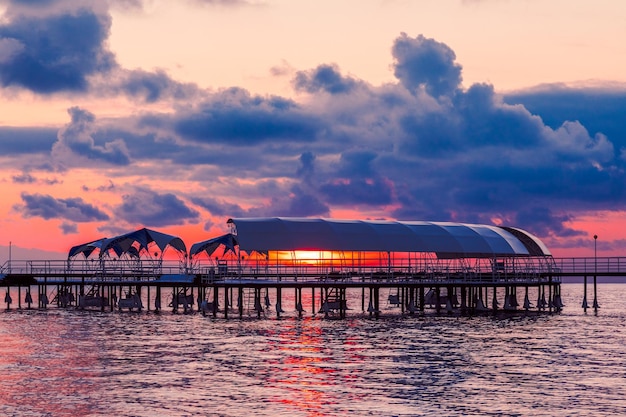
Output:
227 217 551 258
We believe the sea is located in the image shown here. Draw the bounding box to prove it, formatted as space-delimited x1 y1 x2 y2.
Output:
1 283 624 417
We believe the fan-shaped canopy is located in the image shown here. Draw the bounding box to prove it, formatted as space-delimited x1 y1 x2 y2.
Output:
68 238 107 259
226 217 551 258
189 234 238 259
68 228 187 259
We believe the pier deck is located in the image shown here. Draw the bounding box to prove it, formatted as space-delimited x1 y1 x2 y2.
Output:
0 256 612 317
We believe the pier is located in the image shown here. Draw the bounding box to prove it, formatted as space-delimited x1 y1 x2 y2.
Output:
0 218 611 317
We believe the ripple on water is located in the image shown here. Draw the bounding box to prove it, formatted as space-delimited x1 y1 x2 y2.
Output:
0 284 625 417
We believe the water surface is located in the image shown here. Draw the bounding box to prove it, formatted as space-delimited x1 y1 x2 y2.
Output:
1 284 624 416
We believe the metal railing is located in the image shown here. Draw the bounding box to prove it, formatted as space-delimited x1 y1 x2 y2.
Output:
2 256 620 284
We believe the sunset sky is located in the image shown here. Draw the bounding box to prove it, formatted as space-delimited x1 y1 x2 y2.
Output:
1 0 626 261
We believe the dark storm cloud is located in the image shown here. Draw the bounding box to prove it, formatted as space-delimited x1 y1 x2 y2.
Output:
53 107 131 165
392 33 462 97
504 85 626 149
18 192 110 221
0 127 57 154
115 188 200 227
143 32 621 243
192 182 329 218
293 64 360 95
318 151 394 206
117 68 198 103
0 9 116 93
514 207 584 238
173 88 321 145
4 22 623 249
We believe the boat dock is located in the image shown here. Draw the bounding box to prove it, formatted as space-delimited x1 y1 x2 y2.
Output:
0 218 613 317
0 256 612 318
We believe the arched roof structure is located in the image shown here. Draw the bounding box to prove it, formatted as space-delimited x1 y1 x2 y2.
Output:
226 218 551 258
189 233 238 259
68 228 187 259
68 238 107 259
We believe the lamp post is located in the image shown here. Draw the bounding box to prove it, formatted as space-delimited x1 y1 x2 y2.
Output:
593 235 599 312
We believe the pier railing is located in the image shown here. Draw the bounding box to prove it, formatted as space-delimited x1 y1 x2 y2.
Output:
1 256 622 285
552 257 626 275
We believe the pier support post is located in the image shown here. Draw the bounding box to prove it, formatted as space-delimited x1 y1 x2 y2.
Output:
582 275 588 311
374 287 380 319
460 286 467 314
276 287 282 318
212 285 219 318
224 286 229 319
238 288 244 318
593 274 599 313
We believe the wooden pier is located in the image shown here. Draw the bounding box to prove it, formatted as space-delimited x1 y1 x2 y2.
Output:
0 218 612 317
0 255 611 317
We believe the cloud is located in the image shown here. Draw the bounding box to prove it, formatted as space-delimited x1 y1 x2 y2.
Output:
114 187 200 227
514 207 584 238
136 30 622 241
60 221 78 234
293 64 361 95
173 88 321 145
113 68 200 103
18 192 110 221
0 9 116 93
392 33 463 97
504 85 626 149
12 172 60 184
0 127 57 154
52 107 131 165
4 27 626 251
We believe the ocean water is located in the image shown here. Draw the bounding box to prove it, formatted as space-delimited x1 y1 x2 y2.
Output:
0 283 624 417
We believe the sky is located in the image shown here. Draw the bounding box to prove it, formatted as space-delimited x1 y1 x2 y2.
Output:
1 0 626 262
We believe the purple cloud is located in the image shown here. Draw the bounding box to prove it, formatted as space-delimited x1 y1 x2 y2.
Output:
0 9 116 93
18 193 110 221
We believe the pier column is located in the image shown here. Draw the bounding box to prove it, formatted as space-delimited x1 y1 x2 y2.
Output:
296 288 303 318
276 287 282 319
593 274 599 313
212 285 219 317
460 286 467 314
374 287 380 319
224 286 229 319
255 288 262 318
548 278 553 312
339 288 346 319
5 287 11 310
238 287 244 318
323 287 329 318
155 285 162 311
582 275 588 311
